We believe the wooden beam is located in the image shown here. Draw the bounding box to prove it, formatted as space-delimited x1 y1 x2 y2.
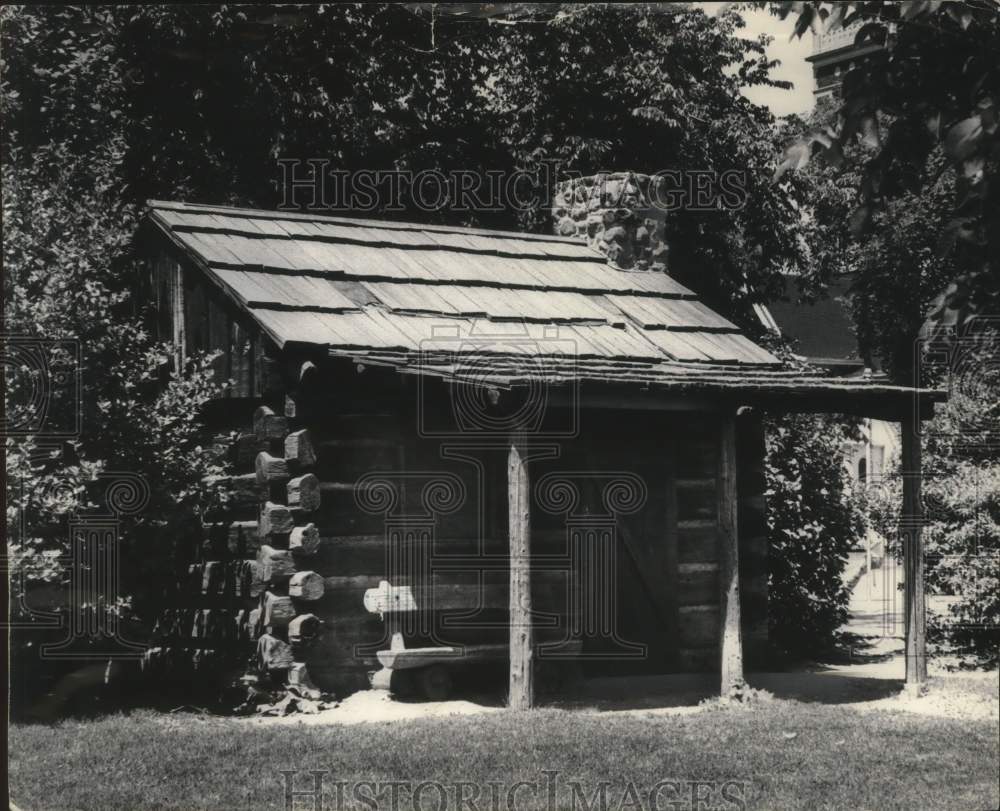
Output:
259 501 293 539
260 592 295 630
901 415 927 692
289 570 325 601
255 451 290 484
508 431 533 710
284 429 317 467
544 384 944 421
287 473 321 512
257 545 295 585
253 405 288 441
289 522 320 556
718 414 744 696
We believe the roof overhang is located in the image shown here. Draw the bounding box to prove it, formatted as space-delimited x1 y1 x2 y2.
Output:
143 200 947 422
320 347 945 422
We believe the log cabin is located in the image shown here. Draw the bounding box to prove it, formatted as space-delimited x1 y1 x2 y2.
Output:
137 173 944 704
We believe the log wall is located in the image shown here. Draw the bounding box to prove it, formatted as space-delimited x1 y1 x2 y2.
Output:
148 249 262 397
144 250 774 693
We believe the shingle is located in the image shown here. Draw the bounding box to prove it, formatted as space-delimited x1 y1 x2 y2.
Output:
205 269 275 304
253 308 339 346
704 333 781 365
638 330 715 362
175 231 242 265
609 295 739 331
149 201 783 370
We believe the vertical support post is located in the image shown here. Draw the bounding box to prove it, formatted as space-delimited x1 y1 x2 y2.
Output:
718 414 744 696
171 260 186 372
508 432 533 709
901 416 927 692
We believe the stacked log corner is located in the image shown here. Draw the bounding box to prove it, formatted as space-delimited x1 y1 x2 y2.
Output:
154 366 415 698
236 379 387 697
247 401 329 692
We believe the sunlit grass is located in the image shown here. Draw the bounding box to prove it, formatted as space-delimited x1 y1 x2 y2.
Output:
9 698 999 810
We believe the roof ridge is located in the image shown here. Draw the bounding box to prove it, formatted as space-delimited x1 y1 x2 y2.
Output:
164 220 603 263
145 199 590 248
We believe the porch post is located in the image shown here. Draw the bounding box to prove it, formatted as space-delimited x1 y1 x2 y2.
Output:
719 414 744 696
901 416 927 692
508 431 534 709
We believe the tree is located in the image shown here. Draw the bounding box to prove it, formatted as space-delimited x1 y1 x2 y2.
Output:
770 2 999 665
2 140 228 640
781 99 965 381
5 4 813 322
921 329 1000 665
2 7 227 703
868 329 1000 666
2 4 821 598
772 0 1000 345
765 406 866 655
484 3 807 320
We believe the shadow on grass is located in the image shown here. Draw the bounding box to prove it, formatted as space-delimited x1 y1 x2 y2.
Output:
16 668 906 725
15 633 913 724
749 672 901 704
541 669 903 711
12 670 237 726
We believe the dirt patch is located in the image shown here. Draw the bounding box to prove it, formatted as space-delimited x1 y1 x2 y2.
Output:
244 688 502 726
848 689 998 721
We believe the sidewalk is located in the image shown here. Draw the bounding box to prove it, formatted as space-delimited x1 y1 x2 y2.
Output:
845 547 904 642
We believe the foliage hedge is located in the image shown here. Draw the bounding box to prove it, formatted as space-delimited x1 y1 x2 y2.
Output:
869 333 1000 667
765 413 866 657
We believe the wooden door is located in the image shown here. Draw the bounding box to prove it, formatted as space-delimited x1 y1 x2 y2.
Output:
530 413 721 676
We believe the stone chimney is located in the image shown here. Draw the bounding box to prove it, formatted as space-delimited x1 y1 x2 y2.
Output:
552 172 669 271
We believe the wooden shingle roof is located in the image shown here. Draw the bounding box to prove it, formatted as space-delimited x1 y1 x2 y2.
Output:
145 200 944 416
147 200 776 361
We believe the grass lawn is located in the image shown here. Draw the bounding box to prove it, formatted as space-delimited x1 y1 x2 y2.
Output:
8 698 999 811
